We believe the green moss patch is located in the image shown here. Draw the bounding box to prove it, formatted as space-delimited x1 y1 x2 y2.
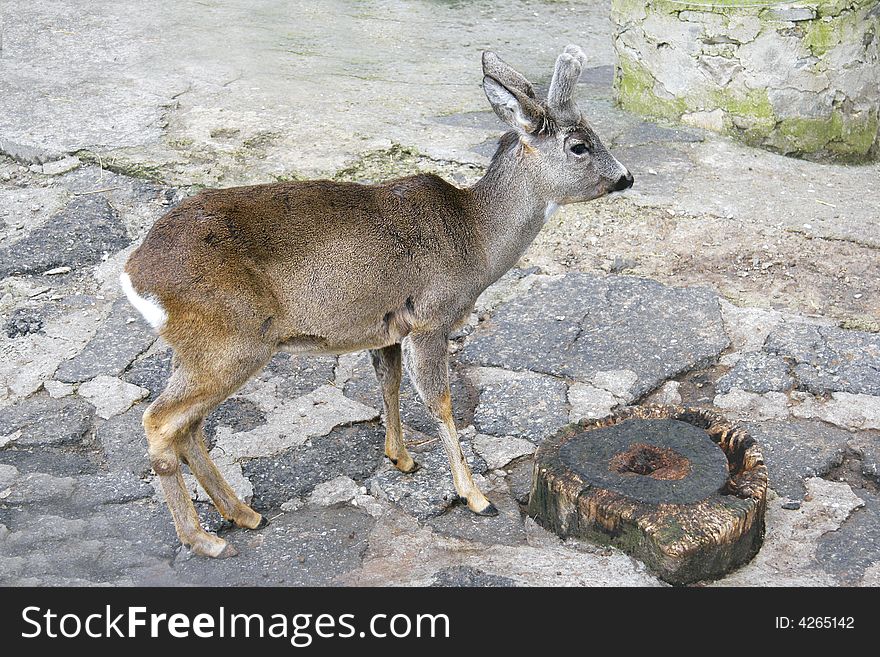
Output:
777 110 878 160
615 56 687 121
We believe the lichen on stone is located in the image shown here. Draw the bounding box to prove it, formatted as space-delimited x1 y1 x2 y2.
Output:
615 55 687 121
611 0 880 161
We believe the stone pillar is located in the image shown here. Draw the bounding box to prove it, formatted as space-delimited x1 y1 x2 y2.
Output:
611 1 880 162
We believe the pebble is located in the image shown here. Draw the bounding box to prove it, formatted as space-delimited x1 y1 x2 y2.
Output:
44 380 74 398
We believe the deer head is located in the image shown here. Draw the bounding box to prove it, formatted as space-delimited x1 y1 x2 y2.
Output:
481 45 633 204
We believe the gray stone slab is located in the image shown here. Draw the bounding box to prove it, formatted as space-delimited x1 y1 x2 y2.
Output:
816 489 880 585
578 64 615 89
506 457 534 505
769 7 816 21
3 306 47 338
2 468 152 514
96 402 150 475
460 274 729 399
203 397 266 448
579 98 636 144
765 322 880 396
433 111 503 130
0 447 100 478
243 422 385 511
619 121 704 146
122 349 173 401
369 439 487 520
84 502 180 567
345 360 477 434
58 165 166 203
171 506 375 586
848 433 880 482
0 393 95 447
716 352 795 394
0 138 62 165
2 471 78 506
70 471 154 508
428 487 526 546
430 565 517 587
0 502 178 585
472 372 569 443
744 420 851 500
610 142 696 200
56 297 157 383
470 137 500 159
257 352 338 399
463 274 607 376
0 195 130 278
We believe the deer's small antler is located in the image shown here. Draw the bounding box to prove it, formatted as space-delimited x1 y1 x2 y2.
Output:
482 51 536 99
548 44 586 124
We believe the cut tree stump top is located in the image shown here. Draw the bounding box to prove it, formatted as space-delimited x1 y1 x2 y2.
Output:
529 405 768 585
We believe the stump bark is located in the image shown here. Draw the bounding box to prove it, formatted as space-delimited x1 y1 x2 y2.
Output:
529 405 768 585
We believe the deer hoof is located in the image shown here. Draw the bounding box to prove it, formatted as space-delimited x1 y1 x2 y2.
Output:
217 542 239 559
459 497 499 517
475 502 499 517
389 455 420 474
190 534 238 558
256 515 271 529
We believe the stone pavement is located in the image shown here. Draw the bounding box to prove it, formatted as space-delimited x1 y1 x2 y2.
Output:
1 1 878 586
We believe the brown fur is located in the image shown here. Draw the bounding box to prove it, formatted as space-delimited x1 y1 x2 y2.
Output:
127 177 483 360
123 46 632 557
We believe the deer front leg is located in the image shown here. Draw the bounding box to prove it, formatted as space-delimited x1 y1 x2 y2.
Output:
179 423 266 530
404 332 498 516
370 344 419 473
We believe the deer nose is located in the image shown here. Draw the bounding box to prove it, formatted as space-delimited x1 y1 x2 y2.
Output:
613 171 634 191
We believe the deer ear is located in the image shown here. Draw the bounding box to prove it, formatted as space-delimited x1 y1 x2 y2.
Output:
482 76 543 134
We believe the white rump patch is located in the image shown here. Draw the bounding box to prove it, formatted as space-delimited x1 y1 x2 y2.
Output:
544 202 560 223
119 272 167 330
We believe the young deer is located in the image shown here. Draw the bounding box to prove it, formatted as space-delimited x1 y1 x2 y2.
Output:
121 45 633 557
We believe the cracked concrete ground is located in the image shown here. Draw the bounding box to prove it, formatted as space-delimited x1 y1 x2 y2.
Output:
1 1 878 587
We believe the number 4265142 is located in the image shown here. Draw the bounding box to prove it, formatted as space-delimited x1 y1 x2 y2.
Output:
775 617 854 629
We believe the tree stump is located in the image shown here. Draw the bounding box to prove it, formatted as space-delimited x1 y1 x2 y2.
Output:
529 405 768 585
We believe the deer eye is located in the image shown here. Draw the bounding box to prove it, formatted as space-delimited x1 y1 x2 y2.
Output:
570 143 588 155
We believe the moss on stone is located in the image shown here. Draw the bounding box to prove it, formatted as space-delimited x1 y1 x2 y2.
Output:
273 171 302 182
76 151 165 182
776 109 878 160
804 18 840 55
615 56 687 121
714 87 775 121
653 0 761 17
842 315 880 333
817 0 874 19
705 87 777 144
778 114 841 152
611 0 648 23
613 0 879 161
803 6 870 56
828 111 880 158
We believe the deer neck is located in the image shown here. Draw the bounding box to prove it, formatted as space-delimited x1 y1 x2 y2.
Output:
468 132 555 285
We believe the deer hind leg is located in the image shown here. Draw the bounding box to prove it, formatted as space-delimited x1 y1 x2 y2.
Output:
404 332 497 516
144 348 270 557
370 344 419 474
